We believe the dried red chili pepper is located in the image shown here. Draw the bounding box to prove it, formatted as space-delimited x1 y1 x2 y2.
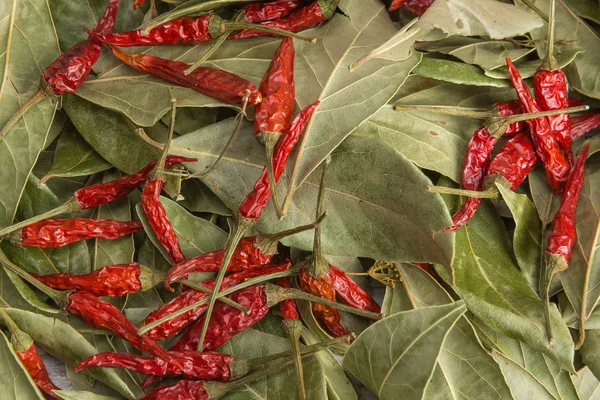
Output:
507 57 569 194
241 0 305 22
571 112 600 139
0 0 119 138
32 263 164 297
109 46 261 105
328 265 380 313
541 144 589 343
164 218 322 289
229 0 339 40
533 0 574 167
144 263 292 341
276 277 300 320
0 309 61 399
0 155 196 238
299 268 346 336
66 291 178 367
486 133 539 190
389 0 433 14
195 100 319 350
12 218 143 248
254 37 296 216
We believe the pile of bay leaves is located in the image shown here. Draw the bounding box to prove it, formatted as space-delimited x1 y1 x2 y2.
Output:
0 0 599 399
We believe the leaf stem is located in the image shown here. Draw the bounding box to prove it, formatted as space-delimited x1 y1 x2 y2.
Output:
175 280 249 312
427 186 499 199
221 22 316 43
0 88 49 140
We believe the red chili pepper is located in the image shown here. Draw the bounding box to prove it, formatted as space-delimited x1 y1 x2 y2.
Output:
15 218 143 248
66 291 177 366
109 46 261 105
328 265 380 313
229 0 337 40
32 263 163 297
495 101 525 136
164 237 273 289
75 351 232 381
16 344 61 400
506 58 569 194
389 0 433 14
144 263 292 341
412 262 437 276
142 178 186 264
546 145 589 263
141 380 209 400
486 132 539 191
444 128 497 231
239 100 320 219
74 155 196 210
276 277 299 320
241 0 305 22
571 112 600 139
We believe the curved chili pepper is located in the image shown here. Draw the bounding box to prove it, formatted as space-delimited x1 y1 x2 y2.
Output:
164 237 273 289
239 100 320 219
298 268 347 337
571 112 600 139
144 263 291 340
486 132 538 190
229 0 337 40
241 0 305 22
142 178 186 264
32 263 163 297
109 46 261 105
75 155 196 210
17 344 61 400
444 128 497 231
66 291 176 366
16 218 143 248
328 266 380 313
141 380 209 400
546 145 589 263
76 351 232 381
506 58 569 194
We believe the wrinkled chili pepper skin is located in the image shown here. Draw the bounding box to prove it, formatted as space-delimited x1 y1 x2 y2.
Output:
16 344 61 400
164 236 273 288
142 179 186 265
495 100 525 136
239 100 319 219
42 0 119 95
546 145 589 263
534 69 573 166
140 380 208 400
242 0 305 22
74 155 196 210
229 1 327 40
110 47 261 105
145 263 291 340
75 351 232 381
66 291 173 364
87 16 215 47
173 285 270 352
328 265 380 313
572 113 600 139
507 58 569 194
299 268 347 337
444 128 497 232
33 263 142 297
254 37 295 137
487 132 538 191
276 277 299 319
19 218 143 248
399 0 433 15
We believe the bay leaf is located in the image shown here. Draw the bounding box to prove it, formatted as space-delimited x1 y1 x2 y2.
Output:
55 391 121 400
571 367 600 400
413 56 512 87
0 330 45 400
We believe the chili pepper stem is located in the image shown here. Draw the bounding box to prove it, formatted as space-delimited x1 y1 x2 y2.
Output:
188 90 251 178
221 22 317 43
544 0 558 69
0 196 81 238
308 157 331 278
255 212 327 255
264 284 382 320
0 87 50 139
196 217 255 351
175 280 250 312
137 266 300 335
521 0 549 22
262 131 284 218
139 265 167 291
281 319 305 400
428 185 499 199
0 254 70 308
540 253 568 343
151 99 177 180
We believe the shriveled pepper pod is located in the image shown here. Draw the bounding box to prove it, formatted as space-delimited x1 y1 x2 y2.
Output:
389 0 433 14
8 218 143 248
571 112 600 139
0 0 120 139
164 215 325 289
0 155 196 238
195 100 320 351
540 144 589 345
32 263 164 297
0 308 61 399
240 0 305 23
